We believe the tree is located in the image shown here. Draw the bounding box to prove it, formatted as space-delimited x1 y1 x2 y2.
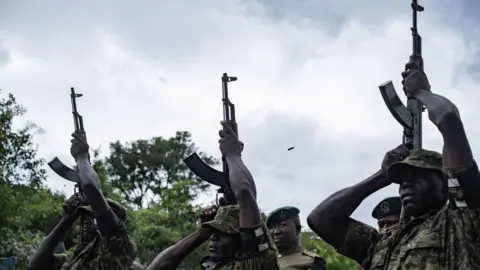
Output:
105 131 217 208
301 231 360 269
0 90 46 187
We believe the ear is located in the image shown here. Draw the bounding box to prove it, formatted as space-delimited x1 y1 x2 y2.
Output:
295 224 301 235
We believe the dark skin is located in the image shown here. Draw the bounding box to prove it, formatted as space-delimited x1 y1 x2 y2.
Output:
219 121 262 228
308 60 479 249
28 195 81 269
398 168 446 220
269 218 302 255
377 215 399 231
70 131 121 222
147 205 240 270
401 61 480 208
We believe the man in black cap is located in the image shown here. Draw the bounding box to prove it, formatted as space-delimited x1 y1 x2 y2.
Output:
266 206 326 270
371 197 401 232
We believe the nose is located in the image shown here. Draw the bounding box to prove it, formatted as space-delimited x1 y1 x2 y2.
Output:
401 181 414 190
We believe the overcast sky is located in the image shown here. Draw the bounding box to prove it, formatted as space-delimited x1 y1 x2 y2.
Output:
1 0 479 228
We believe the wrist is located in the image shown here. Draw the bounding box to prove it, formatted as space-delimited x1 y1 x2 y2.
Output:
75 154 89 161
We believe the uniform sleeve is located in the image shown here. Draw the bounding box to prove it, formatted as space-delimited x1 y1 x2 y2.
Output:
52 252 71 270
452 161 480 209
98 210 137 270
234 223 279 270
337 218 379 269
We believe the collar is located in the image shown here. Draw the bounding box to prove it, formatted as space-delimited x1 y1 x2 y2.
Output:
278 245 303 257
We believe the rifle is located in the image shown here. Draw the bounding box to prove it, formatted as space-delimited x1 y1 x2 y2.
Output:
183 73 238 205
379 0 425 150
48 87 90 195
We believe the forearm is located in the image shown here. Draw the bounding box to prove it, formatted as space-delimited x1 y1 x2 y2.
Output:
225 155 262 227
415 90 473 168
307 170 387 248
147 228 211 270
75 155 112 218
225 155 255 196
28 215 77 268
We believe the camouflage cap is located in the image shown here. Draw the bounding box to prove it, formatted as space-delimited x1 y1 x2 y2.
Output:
202 205 240 234
78 198 127 221
387 149 444 183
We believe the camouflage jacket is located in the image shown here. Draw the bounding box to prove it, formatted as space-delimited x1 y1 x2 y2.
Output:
338 163 480 270
200 223 278 270
52 231 136 270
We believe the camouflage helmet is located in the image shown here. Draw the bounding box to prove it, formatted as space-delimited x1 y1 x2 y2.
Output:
202 205 240 234
387 149 444 183
78 198 127 221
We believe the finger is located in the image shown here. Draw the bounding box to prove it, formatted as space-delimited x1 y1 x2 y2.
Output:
71 132 84 141
401 71 409 79
71 139 76 144
405 61 420 71
220 121 235 135
219 130 226 138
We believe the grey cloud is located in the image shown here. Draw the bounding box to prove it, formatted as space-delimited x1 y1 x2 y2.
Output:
240 111 402 226
0 40 10 67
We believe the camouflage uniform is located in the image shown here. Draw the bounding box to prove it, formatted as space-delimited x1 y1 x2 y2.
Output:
200 205 278 270
52 198 137 270
338 149 480 269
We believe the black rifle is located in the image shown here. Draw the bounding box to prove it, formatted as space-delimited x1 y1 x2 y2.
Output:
183 73 238 205
379 0 425 149
48 87 90 195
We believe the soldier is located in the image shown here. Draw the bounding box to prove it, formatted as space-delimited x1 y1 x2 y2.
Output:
307 61 480 269
371 197 401 232
147 121 278 270
266 206 326 270
28 131 136 270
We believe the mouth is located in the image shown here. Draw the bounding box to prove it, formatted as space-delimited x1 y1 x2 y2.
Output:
401 193 416 203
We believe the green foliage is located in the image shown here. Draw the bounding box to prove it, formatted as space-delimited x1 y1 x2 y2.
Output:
105 131 217 208
0 89 46 187
301 231 360 269
0 91 360 270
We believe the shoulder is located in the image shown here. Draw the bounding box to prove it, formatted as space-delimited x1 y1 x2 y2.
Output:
302 250 320 259
337 218 379 268
234 247 278 270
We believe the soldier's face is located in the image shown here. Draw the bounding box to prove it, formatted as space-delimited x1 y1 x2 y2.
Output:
209 230 240 262
269 219 298 250
377 215 399 231
399 168 445 217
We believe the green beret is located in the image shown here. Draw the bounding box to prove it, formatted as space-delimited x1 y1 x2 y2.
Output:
372 197 402 219
266 206 300 228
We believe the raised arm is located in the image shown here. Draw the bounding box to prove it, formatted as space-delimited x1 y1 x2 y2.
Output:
28 196 80 270
70 131 122 226
219 121 260 228
402 61 480 207
307 145 408 268
146 206 217 270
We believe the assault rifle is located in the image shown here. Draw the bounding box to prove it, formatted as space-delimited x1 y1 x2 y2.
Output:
379 0 425 149
183 73 238 205
48 87 90 195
